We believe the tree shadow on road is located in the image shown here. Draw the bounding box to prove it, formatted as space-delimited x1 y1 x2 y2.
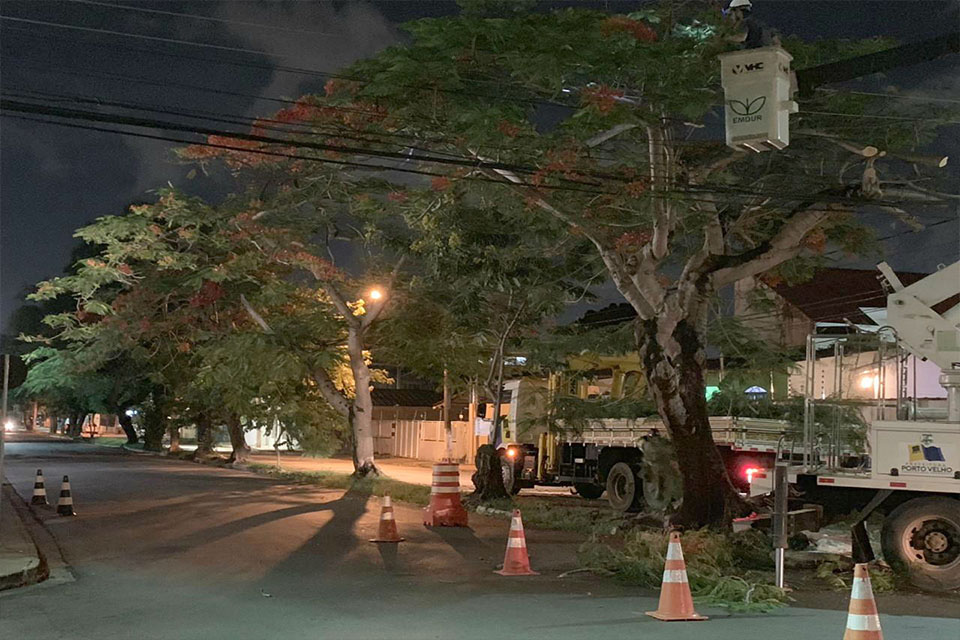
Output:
258 482 376 590
428 526 494 564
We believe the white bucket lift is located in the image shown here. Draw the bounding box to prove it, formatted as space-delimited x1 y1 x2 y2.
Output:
719 46 798 152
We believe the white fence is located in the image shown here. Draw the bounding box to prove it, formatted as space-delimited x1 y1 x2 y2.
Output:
373 419 478 463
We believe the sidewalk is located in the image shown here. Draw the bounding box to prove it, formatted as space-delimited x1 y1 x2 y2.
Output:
247 453 478 489
0 483 45 591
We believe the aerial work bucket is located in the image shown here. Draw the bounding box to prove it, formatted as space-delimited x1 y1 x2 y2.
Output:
718 46 797 152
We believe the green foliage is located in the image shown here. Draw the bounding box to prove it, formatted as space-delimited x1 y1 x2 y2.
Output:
246 464 432 505
549 395 658 431
24 188 352 450
579 528 788 612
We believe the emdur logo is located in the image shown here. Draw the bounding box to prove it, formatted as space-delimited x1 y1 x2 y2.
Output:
732 61 764 74
728 96 766 116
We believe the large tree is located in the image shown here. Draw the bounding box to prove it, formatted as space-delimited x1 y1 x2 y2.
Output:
172 3 954 523
28 190 350 459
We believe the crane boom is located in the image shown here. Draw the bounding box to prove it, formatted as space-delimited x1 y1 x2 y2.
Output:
878 261 960 371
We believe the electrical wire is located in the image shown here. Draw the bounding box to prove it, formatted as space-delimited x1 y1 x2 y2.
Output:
6 90 956 221
0 15 290 58
63 0 338 37
0 19 573 109
816 88 960 106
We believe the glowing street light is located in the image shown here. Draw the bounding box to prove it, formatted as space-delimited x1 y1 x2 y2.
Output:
368 288 383 301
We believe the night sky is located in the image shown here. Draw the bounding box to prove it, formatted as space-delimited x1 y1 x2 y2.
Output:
2 1 958 334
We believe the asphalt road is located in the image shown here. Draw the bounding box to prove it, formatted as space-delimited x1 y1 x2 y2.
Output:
2 439 958 640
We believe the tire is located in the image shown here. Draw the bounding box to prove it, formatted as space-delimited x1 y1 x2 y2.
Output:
606 461 642 512
501 457 521 495
573 483 604 500
880 496 960 592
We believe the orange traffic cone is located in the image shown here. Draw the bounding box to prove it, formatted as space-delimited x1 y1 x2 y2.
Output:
842 564 883 639
495 509 538 576
370 495 404 543
31 469 49 506
645 531 707 621
423 462 468 527
56 475 76 516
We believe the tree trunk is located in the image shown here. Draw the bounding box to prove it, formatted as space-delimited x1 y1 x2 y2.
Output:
28 401 37 431
142 390 167 452
117 409 138 444
638 316 746 528
193 412 215 457
470 443 509 501
49 415 58 434
226 414 250 464
68 412 84 438
168 424 181 453
347 328 377 477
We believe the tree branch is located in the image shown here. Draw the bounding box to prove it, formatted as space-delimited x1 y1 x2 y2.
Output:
311 367 352 417
710 204 838 288
240 293 351 417
240 294 273 334
360 255 406 330
475 155 661 317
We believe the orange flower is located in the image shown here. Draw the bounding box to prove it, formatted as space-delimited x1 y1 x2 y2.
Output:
431 176 452 191
497 120 522 138
600 16 658 43
581 85 624 114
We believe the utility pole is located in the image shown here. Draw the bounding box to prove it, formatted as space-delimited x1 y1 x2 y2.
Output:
0 353 10 531
442 368 453 461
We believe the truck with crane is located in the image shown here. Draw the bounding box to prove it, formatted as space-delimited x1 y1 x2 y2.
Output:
748 261 960 592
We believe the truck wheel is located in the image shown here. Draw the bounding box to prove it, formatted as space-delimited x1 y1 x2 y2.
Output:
880 497 960 592
573 483 604 500
606 462 642 512
501 458 521 495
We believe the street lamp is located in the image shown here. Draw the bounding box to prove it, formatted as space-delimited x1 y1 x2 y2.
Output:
368 288 383 301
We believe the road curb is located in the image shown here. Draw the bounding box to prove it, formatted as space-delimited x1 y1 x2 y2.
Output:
120 444 160 456
0 484 48 591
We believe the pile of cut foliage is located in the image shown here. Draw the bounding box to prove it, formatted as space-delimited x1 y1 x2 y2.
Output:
578 528 788 611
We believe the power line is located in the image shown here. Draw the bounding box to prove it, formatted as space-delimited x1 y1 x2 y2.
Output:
799 108 960 126
0 20 572 109
63 0 337 37
0 15 289 58
816 88 960 106
7 91 953 219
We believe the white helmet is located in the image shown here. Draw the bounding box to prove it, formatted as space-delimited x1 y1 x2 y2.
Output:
729 0 753 8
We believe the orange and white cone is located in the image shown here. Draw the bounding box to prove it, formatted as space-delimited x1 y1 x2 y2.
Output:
56 475 76 516
423 462 468 527
370 495 404 543
843 564 884 639
31 468 49 506
645 531 707 621
495 509 538 576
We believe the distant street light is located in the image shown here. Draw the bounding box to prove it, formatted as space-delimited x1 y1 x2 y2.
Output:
368 288 384 301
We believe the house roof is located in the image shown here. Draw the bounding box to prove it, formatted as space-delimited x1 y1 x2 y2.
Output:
772 268 930 325
371 388 442 408
577 267 958 330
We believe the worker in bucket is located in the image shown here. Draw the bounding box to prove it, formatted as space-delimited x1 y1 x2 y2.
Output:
725 0 780 49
